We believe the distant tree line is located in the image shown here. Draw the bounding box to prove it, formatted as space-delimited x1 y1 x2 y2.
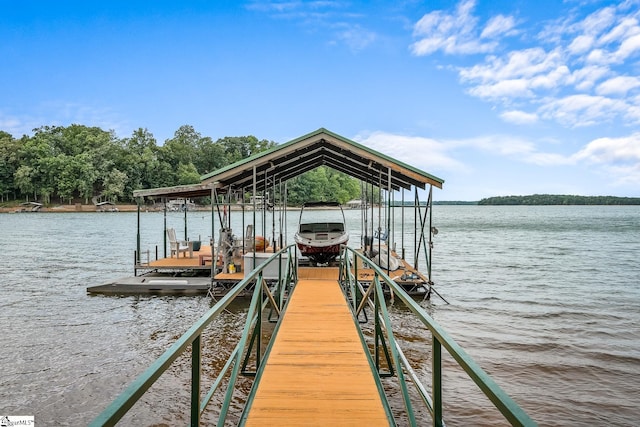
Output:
433 201 478 205
0 124 362 205
478 194 640 205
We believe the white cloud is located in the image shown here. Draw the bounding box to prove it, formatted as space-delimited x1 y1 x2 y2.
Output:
579 6 618 37
452 134 535 157
0 102 131 139
500 110 539 124
612 32 640 62
410 0 511 55
449 134 575 166
357 130 592 185
573 132 640 164
354 131 466 173
539 94 630 127
571 132 640 185
525 152 573 166
459 48 570 102
413 0 640 128
530 65 571 90
481 15 517 39
0 112 42 138
568 34 595 55
570 65 611 91
585 48 609 65
596 75 640 95
246 1 344 15
468 79 533 99
606 163 640 186
335 24 377 51
459 48 564 85
623 101 640 122
598 16 640 45
246 1 375 51
0 115 21 131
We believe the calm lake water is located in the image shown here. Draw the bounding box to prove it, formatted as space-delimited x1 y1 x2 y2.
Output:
1 206 639 426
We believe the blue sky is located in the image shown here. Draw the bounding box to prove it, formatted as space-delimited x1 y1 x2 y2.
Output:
1 0 639 200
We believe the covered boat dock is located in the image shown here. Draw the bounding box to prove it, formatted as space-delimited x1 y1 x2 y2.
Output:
87 127 445 296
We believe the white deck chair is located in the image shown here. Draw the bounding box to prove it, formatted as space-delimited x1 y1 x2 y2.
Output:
244 224 254 252
167 228 192 258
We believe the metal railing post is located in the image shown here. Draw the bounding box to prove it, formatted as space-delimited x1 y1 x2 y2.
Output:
136 201 141 265
433 336 443 427
191 335 201 427
374 275 380 371
257 275 263 371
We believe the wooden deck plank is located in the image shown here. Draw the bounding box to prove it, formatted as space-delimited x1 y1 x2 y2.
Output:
244 278 389 426
146 245 212 267
297 267 340 280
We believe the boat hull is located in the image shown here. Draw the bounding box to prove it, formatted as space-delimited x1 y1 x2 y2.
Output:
294 232 349 264
295 203 350 264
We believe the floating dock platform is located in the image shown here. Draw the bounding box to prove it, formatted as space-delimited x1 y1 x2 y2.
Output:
87 275 213 295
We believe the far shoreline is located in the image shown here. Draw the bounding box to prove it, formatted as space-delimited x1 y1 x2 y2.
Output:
3 193 640 213
0 204 140 213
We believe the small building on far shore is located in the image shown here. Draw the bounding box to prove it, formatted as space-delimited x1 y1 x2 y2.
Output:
15 201 43 212
95 201 119 212
346 199 364 209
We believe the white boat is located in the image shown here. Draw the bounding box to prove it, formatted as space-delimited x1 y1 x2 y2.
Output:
294 202 349 264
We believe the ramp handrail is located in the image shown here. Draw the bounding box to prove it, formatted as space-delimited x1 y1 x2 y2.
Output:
339 246 536 427
90 244 297 427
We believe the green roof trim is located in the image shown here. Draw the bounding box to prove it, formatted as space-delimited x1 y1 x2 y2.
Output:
200 127 444 187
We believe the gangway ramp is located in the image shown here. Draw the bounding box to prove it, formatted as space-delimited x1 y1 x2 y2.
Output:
244 268 390 426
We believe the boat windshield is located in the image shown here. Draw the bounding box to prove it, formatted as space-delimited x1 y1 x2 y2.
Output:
299 222 344 233
297 203 347 231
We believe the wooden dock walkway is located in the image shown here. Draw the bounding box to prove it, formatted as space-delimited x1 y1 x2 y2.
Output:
244 268 389 426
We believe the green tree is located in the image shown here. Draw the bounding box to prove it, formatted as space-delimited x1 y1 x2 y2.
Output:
23 125 122 203
3 122 370 206
0 131 20 201
286 166 361 205
218 135 276 164
478 194 640 205
36 156 62 204
121 128 161 196
56 153 98 203
194 137 226 175
14 165 35 201
177 162 201 185
102 169 128 202
162 125 201 168
16 131 56 201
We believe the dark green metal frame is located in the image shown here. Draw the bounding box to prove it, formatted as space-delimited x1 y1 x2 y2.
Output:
93 243 535 427
90 245 297 427
339 246 537 427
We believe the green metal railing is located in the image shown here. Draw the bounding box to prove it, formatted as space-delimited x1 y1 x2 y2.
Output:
90 245 297 427
93 243 535 426
338 246 537 427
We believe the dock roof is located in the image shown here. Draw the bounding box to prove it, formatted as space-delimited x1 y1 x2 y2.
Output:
134 128 443 198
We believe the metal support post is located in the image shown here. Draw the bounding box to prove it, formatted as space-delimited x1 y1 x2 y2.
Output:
433 336 443 427
191 335 201 427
